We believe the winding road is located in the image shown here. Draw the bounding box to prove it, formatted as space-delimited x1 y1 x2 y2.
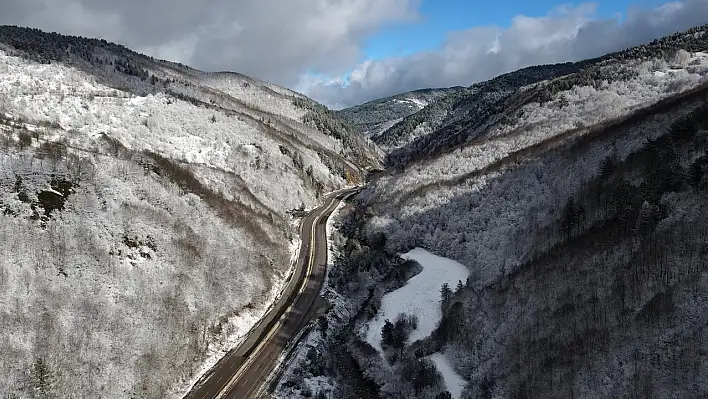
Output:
184 188 358 399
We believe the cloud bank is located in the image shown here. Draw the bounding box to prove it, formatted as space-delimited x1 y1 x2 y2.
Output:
0 0 420 88
1 0 706 108
303 0 708 108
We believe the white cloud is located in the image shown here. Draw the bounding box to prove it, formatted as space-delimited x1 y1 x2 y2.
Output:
0 0 421 86
302 0 708 108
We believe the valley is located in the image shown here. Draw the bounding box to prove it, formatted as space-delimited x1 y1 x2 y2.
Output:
1 20 708 399
275 24 708 399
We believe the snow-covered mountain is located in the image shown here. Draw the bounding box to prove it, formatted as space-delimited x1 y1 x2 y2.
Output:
277 25 708 399
336 87 462 142
0 25 380 398
374 26 708 160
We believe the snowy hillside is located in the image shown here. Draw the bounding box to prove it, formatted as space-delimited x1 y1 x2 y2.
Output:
376 25 708 159
0 26 379 399
337 87 462 141
283 24 708 399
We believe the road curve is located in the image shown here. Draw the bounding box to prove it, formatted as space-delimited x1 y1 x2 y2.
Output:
184 188 358 399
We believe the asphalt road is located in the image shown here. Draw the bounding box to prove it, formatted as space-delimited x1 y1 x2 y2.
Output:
184 188 358 399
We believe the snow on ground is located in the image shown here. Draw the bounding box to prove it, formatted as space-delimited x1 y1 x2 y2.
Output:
405 97 429 109
364 248 470 353
323 196 347 289
393 98 429 110
0 49 345 216
173 298 277 397
174 221 302 397
370 117 404 139
201 73 306 122
0 49 358 398
429 353 467 399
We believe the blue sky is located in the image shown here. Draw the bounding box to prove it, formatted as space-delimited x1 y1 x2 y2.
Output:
363 0 667 60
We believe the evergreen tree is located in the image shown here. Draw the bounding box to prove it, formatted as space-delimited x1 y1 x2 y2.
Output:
689 155 706 190
440 283 452 309
317 316 328 338
562 197 586 239
401 358 442 395
28 357 54 399
600 155 617 179
381 319 395 347
391 314 412 356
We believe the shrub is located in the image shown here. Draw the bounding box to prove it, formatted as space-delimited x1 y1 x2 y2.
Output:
38 140 67 160
18 131 32 149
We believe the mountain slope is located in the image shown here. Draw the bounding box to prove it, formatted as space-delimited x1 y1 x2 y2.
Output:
278 25 708 399
0 25 379 398
336 87 462 141
376 25 708 161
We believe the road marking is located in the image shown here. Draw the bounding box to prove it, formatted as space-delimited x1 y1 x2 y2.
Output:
243 194 355 398
211 192 348 399
215 206 323 398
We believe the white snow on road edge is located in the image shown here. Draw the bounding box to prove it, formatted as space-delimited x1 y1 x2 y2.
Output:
323 198 347 291
273 192 352 398
364 248 470 355
172 278 286 397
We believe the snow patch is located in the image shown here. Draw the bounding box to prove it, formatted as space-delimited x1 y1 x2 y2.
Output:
392 97 429 110
429 353 466 399
364 248 470 353
406 97 429 109
175 218 303 397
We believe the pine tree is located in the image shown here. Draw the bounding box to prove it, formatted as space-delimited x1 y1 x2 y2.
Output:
391 314 413 357
599 155 616 179
440 283 452 309
456 279 464 292
28 357 54 399
561 197 579 240
689 156 706 190
381 319 395 347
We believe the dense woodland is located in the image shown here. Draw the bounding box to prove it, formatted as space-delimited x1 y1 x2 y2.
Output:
0 25 378 166
296 89 708 399
4 20 708 399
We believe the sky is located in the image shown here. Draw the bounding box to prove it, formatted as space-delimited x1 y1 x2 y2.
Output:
1 0 706 109
362 0 663 59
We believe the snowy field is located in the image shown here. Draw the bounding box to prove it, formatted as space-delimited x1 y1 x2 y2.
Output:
364 248 470 353
429 353 466 399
